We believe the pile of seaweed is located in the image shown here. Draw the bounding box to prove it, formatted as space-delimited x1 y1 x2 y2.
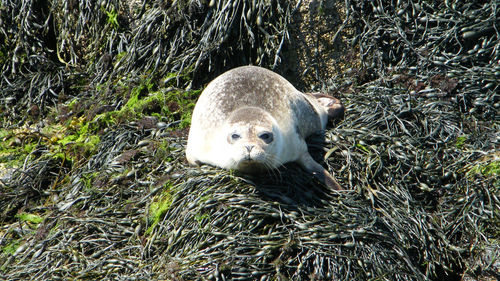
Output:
1 0 498 280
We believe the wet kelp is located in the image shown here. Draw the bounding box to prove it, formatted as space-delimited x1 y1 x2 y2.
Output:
0 0 129 125
1 0 499 280
117 0 295 86
351 0 498 119
0 0 293 125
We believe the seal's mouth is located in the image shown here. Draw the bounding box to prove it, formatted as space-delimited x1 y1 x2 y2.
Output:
236 160 266 174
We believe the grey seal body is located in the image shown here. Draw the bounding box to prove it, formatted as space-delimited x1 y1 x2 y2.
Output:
186 66 342 189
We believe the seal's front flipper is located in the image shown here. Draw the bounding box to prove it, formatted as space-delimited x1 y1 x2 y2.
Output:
298 153 342 190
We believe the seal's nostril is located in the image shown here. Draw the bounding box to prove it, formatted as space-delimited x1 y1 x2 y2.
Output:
245 145 254 152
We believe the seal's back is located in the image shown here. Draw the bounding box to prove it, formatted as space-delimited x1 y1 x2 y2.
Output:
190 66 323 138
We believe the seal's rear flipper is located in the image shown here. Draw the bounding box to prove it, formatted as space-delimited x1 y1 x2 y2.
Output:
308 93 345 120
298 152 342 190
317 169 342 191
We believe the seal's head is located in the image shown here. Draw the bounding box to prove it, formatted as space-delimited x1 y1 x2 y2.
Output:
223 107 283 173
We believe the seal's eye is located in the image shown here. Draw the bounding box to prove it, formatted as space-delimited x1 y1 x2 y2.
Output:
258 132 273 144
228 133 241 143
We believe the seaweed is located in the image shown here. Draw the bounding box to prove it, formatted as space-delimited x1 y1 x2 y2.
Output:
0 0 498 280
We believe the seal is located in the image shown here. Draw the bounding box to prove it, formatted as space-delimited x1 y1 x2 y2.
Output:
186 66 344 189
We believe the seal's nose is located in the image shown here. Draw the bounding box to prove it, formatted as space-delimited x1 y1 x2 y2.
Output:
245 145 254 152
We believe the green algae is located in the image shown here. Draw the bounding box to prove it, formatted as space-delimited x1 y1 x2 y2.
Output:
146 182 175 235
16 212 43 224
455 135 467 149
468 160 499 178
105 7 119 29
92 81 199 130
0 71 199 174
1 239 21 255
0 129 41 170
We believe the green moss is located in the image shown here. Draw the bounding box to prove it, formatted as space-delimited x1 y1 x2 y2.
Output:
163 66 195 87
95 83 104 93
464 150 499 187
116 51 127 61
179 111 193 128
53 117 101 160
455 135 467 149
2 239 21 255
0 129 9 139
16 212 43 224
195 212 212 232
195 213 210 229
98 83 199 129
147 182 174 235
81 172 98 190
74 123 100 150
0 146 22 168
355 143 370 153
152 140 171 163
60 73 199 140
65 97 81 112
22 142 37 154
469 160 499 177
79 135 100 156
483 161 499 176
57 134 78 145
105 7 119 29
0 129 35 169
41 123 63 138
0 126 74 191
